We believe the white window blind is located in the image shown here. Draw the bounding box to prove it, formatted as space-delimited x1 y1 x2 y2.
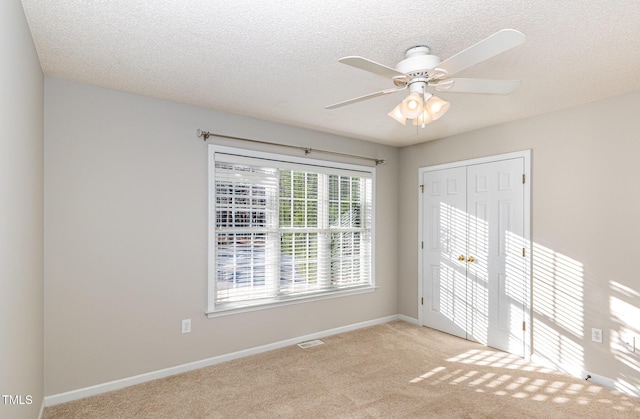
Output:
208 146 374 314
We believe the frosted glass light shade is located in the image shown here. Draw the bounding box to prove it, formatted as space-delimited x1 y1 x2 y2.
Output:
399 93 424 119
425 96 450 121
387 104 407 125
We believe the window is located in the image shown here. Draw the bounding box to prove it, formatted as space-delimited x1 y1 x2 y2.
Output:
208 145 375 315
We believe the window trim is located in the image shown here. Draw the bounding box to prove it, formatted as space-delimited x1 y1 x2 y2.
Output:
206 145 376 317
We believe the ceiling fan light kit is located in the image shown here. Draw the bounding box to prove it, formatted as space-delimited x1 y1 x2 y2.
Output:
416 94 450 126
394 80 451 127
326 29 525 128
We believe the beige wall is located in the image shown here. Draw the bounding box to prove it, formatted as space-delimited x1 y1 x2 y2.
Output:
44 78 399 395
398 91 640 391
0 1 45 418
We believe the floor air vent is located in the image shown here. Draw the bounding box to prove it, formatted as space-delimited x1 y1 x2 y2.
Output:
297 339 324 349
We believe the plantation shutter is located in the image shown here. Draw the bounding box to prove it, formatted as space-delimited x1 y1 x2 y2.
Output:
328 174 373 288
278 168 326 296
213 159 280 304
211 150 374 310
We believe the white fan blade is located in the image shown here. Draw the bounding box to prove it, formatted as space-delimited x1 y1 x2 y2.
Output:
339 56 408 79
325 86 407 109
431 78 521 94
434 29 525 77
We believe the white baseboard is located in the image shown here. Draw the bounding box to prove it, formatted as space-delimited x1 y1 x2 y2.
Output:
531 354 640 398
45 314 401 407
398 314 418 325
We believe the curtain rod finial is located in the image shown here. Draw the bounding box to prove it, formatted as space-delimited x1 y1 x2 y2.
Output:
197 129 211 141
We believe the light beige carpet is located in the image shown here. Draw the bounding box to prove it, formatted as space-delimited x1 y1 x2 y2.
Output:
45 321 640 418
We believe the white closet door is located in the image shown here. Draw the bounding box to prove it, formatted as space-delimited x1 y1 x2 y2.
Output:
421 156 526 358
467 158 525 356
422 167 468 339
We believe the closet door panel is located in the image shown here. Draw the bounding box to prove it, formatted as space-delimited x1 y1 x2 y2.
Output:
467 159 525 356
422 167 468 339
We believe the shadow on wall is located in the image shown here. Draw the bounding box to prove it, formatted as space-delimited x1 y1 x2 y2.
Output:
532 243 585 376
532 243 640 397
609 280 640 396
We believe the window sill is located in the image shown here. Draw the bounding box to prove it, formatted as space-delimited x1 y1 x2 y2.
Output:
206 286 377 318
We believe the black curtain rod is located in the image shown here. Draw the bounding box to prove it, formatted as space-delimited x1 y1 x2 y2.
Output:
196 129 386 166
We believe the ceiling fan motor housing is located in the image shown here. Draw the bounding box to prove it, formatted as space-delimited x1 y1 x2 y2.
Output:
395 45 442 80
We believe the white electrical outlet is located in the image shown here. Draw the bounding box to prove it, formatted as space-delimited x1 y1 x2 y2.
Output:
621 332 635 352
181 319 191 334
592 328 603 343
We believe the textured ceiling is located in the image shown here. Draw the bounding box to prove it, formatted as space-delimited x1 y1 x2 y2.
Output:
20 0 640 146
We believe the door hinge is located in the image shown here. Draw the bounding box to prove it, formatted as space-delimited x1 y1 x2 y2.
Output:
421 241 424 249
522 174 525 184
522 321 526 331
522 248 526 257
421 297 424 305
420 184 424 193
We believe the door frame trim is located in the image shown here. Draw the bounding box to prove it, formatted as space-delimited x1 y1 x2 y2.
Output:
418 150 532 360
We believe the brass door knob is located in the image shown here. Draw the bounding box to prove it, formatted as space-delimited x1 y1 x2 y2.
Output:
467 256 475 263
458 255 465 261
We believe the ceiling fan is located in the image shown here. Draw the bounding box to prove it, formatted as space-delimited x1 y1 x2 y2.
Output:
325 29 525 127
